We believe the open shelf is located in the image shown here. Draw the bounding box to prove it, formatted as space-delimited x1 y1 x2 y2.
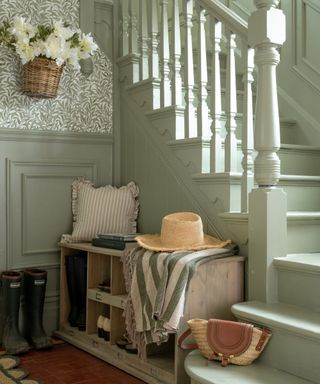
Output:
57 243 245 384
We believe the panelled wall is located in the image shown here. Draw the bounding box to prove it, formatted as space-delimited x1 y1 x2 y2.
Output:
0 0 114 335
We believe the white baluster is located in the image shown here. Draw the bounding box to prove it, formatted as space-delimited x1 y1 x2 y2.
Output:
196 5 210 139
121 0 129 56
249 0 284 186
241 47 254 212
184 0 197 138
172 0 183 106
149 0 159 79
139 0 149 81
160 0 171 107
209 18 223 173
225 30 238 172
129 0 139 55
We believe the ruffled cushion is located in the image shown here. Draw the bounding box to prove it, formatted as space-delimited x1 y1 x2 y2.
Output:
61 180 139 243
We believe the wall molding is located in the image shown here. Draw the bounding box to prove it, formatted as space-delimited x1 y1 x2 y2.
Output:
6 159 98 269
0 129 113 145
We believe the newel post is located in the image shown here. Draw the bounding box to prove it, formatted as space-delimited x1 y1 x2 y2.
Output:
247 0 287 303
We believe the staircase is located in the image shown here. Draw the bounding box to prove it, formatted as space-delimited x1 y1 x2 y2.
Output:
116 0 320 383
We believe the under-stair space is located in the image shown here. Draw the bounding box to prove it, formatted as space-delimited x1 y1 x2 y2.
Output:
116 0 320 383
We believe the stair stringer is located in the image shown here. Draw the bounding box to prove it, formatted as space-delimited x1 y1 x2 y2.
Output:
119 86 245 249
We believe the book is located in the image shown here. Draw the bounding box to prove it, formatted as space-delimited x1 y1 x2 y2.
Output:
92 237 135 250
96 232 142 242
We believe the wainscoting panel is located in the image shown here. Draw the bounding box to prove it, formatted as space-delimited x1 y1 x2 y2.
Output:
7 159 96 269
0 132 113 337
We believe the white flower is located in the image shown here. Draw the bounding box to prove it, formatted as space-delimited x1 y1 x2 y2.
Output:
2 18 98 66
79 33 98 59
14 41 36 64
53 20 74 40
10 16 36 41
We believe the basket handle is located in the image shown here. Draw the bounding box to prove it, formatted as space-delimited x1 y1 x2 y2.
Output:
177 328 198 351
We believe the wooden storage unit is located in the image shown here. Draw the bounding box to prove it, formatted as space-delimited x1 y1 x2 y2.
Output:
56 243 245 384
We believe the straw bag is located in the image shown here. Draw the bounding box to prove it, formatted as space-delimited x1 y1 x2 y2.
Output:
178 318 271 367
22 57 64 98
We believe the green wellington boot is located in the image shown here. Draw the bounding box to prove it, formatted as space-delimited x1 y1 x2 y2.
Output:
0 271 30 355
22 269 52 350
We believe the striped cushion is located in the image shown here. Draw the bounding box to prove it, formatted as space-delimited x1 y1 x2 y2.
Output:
64 181 139 242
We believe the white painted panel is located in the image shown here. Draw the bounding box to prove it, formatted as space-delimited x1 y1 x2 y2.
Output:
94 1 114 59
304 1 320 73
7 159 96 269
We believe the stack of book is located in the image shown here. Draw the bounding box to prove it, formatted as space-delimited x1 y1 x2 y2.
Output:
92 233 141 250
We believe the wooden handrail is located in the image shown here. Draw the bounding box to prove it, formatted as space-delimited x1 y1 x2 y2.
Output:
196 0 248 39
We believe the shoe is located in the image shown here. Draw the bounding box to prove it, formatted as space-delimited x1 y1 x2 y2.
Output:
65 255 79 327
125 343 138 354
97 315 105 338
102 317 110 341
116 333 130 349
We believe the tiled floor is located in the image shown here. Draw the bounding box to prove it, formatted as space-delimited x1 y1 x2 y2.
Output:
19 342 146 384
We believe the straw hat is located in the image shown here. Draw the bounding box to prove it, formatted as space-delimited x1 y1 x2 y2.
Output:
135 212 230 252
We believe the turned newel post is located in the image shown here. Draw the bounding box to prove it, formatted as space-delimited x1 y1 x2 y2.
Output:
248 0 287 304
248 0 285 187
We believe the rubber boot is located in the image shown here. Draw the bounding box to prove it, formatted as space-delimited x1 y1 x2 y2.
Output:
0 271 30 355
74 254 87 331
22 269 52 349
65 255 79 327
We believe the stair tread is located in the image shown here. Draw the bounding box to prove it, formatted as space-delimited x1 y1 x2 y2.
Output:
232 301 320 340
279 174 320 181
274 253 320 271
287 211 320 219
185 350 312 384
281 143 320 152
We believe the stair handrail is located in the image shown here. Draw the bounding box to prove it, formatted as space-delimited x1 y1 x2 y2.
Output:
196 0 248 38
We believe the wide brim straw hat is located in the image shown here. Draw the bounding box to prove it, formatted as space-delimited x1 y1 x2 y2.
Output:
135 212 231 252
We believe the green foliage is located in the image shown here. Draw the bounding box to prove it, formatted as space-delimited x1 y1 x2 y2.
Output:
0 20 16 48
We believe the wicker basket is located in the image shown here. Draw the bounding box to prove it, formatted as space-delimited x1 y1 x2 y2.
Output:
22 57 64 98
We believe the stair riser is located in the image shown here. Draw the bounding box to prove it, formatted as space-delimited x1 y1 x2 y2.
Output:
198 181 320 211
287 221 320 253
277 269 320 311
279 149 320 176
235 315 320 382
281 183 320 211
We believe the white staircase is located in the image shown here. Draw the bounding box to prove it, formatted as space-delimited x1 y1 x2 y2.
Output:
116 0 320 383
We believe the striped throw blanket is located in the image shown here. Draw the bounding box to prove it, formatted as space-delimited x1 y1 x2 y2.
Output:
122 245 236 357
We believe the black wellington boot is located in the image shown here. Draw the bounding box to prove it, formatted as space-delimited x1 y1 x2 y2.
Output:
74 254 87 331
65 255 79 327
22 269 53 350
0 271 30 355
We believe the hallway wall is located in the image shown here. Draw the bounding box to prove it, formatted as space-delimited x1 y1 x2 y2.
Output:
0 0 114 336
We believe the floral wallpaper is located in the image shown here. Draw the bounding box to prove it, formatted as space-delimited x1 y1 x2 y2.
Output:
0 0 112 133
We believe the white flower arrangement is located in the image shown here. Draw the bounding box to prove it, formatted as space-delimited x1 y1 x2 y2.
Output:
0 17 98 69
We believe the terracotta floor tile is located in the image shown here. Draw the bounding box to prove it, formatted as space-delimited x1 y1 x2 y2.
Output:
18 343 146 383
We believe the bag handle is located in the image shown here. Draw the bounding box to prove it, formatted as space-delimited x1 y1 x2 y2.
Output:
177 328 198 351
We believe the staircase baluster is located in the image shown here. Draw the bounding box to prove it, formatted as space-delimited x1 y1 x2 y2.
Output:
129 0 139 56
139 0 149 81
120 0 129 56
196 5 210 139
225 30 238 172
172 0 183 107
241 47 254 212
209 18 223 173
250 0 285 187
184 0 197 138
160 0 171 107
149 0 159 79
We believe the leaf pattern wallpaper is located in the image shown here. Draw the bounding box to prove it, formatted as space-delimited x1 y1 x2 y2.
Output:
0 0 112 133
